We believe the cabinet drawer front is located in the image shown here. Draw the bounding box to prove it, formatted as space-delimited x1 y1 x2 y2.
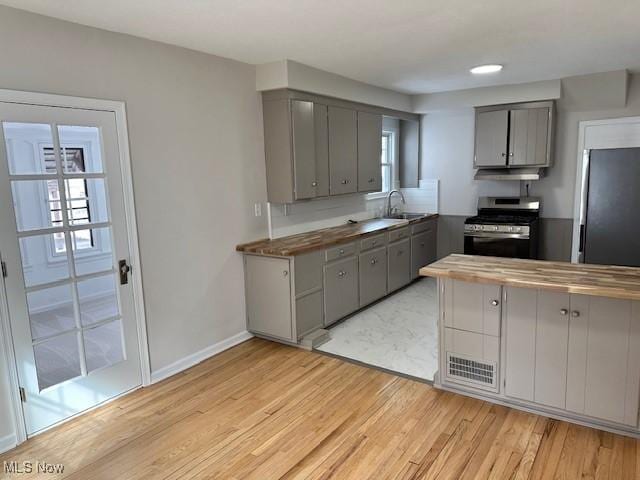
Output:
324 257 358 325
411 218 436 235
388 227 410 243
360 233 386 252
387 239 411 292
325 242 357 262
359 247 388 306
296 291 323 340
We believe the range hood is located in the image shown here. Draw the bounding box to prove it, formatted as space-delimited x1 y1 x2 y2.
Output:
474 167 545 181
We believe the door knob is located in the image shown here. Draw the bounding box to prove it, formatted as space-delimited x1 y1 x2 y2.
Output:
338 271 346 277
491 300 499 306
311 181 318 187
283 270 288 277
370 258 377 265
560 308 568 315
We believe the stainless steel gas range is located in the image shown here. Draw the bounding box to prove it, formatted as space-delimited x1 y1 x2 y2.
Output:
464 197 540 259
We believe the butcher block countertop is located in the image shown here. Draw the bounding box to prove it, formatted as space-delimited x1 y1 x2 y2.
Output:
420 254 640 301
236 214 438 256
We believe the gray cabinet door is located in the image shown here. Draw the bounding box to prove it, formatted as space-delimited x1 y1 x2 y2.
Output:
534 291 570 409
474 110 508 167
328 106 358 195
291 100 317 200
357 111 382 192
387 239 411 292
509 107 549 166
324 256 358 325
314 103 330 197
296 291 324 340
443 280 501 336
504 286 537 401
410 225 437 279
567 296 640 426
359 247 387 307
245 256 293 341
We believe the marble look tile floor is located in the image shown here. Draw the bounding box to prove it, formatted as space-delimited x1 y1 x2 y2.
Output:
316 277 438 381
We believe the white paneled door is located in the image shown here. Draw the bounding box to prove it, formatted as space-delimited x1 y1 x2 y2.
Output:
0 101 142 435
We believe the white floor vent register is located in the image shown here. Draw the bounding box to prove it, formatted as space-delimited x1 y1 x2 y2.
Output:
446 353 497 390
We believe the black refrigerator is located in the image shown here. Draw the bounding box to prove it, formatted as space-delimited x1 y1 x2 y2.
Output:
580 148 640 267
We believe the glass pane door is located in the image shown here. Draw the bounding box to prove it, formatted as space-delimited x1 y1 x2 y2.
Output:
0 102 142 435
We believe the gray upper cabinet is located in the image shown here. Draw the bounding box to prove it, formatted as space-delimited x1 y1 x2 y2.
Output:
328 106 358 195
314 104 330 197
509 107 550 166
357 111 382 192
474 109 509 167
262 98 329 203
291 100 317 200
474 101 554 171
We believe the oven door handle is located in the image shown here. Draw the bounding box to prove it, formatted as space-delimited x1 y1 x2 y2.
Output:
464 232 530 240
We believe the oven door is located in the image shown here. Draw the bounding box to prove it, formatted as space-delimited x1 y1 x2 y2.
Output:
464 232 534 259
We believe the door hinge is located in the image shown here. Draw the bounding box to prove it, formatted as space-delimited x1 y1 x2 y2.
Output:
1 261 7 278
19 387 26 403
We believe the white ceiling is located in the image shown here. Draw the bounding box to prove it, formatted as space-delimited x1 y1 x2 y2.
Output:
3 0 640 94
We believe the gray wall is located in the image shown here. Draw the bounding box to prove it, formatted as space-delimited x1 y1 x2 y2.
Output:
423 73 640 261
0 5 268 442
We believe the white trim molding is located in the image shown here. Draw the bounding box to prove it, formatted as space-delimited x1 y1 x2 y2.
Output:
151 331 254 384
0 88 151 445
0 433 17 454
571 116 640 262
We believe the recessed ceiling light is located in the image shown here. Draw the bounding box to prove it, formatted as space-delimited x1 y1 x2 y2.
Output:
470 64 503 74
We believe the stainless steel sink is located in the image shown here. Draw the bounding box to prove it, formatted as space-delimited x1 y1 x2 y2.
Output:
384 212 426 220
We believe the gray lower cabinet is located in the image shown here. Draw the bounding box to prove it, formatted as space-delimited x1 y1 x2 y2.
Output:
324 256 359 325
328 106 358 195
505 287 640 427
245 255 293 341
388 239 411 293
410 228 436 279
359 247 387 307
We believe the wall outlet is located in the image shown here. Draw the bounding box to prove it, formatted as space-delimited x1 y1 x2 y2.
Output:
254 203 262 217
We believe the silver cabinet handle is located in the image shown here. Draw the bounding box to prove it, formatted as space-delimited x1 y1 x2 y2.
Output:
341 179 348 185
509 152 514 157
311 181 318 187
491 300 499 306
370 258 377 265
420 242 425 247
501 153 506 157
338 270 346 277
372 240 377 246
368 178 375 183
571 310 580 318
339 249 345 254
397 250 403 256
283 271 288 277
560 308 568 315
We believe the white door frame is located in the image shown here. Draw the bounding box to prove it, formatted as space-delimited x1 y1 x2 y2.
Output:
0 89 151 445
571 115 640 263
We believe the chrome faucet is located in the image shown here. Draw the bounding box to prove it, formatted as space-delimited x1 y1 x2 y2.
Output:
385 190 406 217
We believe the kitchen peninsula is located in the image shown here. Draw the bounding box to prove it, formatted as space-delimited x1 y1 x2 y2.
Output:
421 254 640 437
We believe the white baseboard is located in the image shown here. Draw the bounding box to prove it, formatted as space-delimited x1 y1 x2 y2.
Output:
0 433 17 454
150 330 254 384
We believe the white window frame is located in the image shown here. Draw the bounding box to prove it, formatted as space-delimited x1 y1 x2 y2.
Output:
367 129 398 200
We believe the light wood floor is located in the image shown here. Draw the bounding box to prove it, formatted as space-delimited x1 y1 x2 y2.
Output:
2 338 639 479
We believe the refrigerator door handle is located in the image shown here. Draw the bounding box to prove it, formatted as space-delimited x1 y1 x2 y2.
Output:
579 224 585 253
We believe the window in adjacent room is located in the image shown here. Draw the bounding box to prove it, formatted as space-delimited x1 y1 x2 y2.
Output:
43 146 94 254
381 131 393 192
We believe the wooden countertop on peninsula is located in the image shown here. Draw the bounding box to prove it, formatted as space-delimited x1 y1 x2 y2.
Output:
420 254 640 301
236 214 438 256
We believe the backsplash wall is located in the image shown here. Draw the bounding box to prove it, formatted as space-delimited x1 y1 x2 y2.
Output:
269 179 439 238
